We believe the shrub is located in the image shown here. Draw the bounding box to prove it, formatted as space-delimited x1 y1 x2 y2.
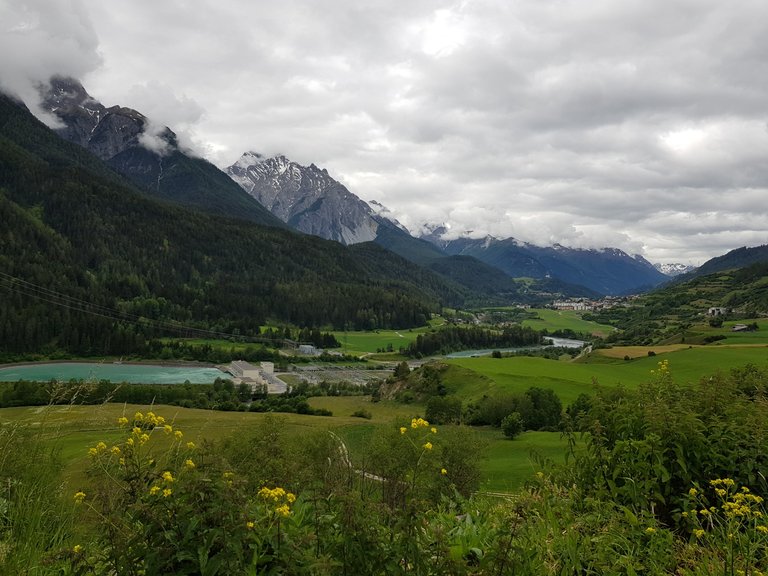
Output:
501 412 523 439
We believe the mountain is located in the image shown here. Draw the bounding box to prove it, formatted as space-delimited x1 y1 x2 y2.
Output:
41 77 283 228
654 263 696 276
0 92 476 357
228 152 582 303
227 152 401 244
424 234 667 296
678 245 768 281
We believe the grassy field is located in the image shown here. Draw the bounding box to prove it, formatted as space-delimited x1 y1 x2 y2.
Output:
446 344 768 405
477 430 572 493
331 326 433 354
521 308 615 337
0 397 556 494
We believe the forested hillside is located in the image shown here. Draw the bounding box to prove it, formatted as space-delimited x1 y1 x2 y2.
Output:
0 95 465 357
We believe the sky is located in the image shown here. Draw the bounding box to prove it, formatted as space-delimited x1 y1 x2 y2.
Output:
2 0 768 264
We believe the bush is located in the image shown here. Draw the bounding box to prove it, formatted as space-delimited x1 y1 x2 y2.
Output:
501 412 523 439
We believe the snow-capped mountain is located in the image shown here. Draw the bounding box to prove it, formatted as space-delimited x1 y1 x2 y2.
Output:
227 152 405 245
41 77 281 227
421 233 668 296
654 263 696 276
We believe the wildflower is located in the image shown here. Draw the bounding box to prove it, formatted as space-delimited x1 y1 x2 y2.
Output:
246 521 255 530
134 411 144 422
441 468 448 475
145 411 157 426
400 427 407 435
73 491 86 504
186 441 196 449
110 446 121 456
126 437 134 446
139 433 150 445
163 424 173 435
645 527 656 534
162 471 174 483
162 488 172 498
275 504 291 517
117 416 129 426
715 488 726 497
149 486 160 496
184 459 196 470
223 471 235 480
689 488 698 497
73 544 83 554
286 492 296 503
757 525 768 534
119 457 125 466
423 442 433 451
156 415 165 425
411 417 429 429
681 511 689 518
132 427 142 436
174 430 184 440
88 447 98 457
431 427 437 434
694 529 705 538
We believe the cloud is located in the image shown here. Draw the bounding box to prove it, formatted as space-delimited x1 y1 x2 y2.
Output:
0 0 101 125
4 0 768 264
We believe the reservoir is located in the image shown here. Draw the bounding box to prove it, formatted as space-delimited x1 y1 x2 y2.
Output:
0 362 226 384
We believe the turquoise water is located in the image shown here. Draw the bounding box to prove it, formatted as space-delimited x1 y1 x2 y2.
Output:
0 363 226 384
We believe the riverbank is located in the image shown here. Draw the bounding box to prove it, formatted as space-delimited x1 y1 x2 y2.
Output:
0 359 216 369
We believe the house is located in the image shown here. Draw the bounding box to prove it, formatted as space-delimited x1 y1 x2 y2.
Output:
708 307 729 316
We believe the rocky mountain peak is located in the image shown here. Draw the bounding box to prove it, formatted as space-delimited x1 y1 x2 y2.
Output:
227 153 408 245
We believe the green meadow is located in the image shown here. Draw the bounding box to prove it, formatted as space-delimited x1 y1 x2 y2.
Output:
521 308 615 336
445 344 768 405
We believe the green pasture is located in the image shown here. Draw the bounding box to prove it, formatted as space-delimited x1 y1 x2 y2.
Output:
446 345 768 405
690 319 768 345
521 308 615 337
332 327 426 354
477 430 572 493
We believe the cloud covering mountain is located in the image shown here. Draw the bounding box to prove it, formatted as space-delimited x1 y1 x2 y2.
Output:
2 0 768 264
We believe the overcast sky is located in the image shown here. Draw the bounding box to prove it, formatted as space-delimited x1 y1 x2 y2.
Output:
3 0 768 264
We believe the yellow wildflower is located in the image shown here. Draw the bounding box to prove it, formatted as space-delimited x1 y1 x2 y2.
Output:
110 446 121 456
156 415 165 425
134 411 143 422
184 459 196 470
645 527 656 534
275 504 291 517
117 416 129 426
694 529 705 538
132 427 142 436
287 492 296 503
162 471 174 483
223 471 235 480
73 491 86 504
186 441 196 449
441 468 447 475
119 457 125 466
757 525 768 534
689 488 698 497
73 544 83 554
126 437 134 446
246 521 255 530
162 488 172 498
149 486 160 496
146 411 157 425
96 441 107 452
139 433 150 445
423 442 433 451
411 417 429 429
715 488 726 497
164 424 173 435
88 447 98 457
400 427 407 435
174 430 183 440
431 427 437 434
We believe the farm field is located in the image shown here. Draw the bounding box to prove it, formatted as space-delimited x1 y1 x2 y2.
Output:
446 344 768 405
521 308 615 337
